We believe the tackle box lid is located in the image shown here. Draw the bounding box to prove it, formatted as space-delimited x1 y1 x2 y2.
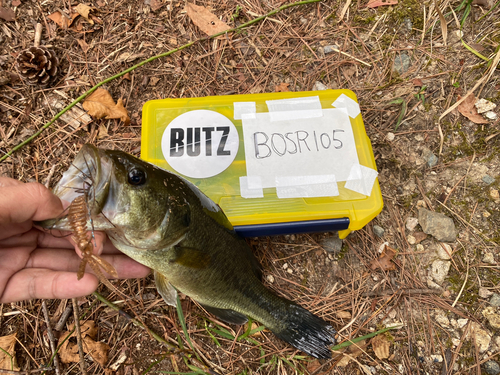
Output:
141 90 383 239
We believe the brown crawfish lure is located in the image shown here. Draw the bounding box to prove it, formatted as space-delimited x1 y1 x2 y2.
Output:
67 195 119 285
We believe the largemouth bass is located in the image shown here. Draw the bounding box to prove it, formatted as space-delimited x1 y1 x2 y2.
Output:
41 144 337 358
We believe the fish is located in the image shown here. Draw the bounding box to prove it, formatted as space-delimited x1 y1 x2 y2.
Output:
40 144 337 358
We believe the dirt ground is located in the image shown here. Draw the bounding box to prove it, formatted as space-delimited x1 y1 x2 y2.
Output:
1 0 500 374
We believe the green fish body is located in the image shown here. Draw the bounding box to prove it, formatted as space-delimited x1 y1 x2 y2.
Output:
41 144 336 358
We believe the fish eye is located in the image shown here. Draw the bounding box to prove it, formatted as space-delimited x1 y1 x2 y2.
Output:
128 168 147 186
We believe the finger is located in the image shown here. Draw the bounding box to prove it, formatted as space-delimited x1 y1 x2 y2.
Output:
0 269 99 303
0 177 23 188
0 228 71 249
0 182 64 224
26 247 151 279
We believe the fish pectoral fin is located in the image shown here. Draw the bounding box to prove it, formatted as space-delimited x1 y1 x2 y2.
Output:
154 270 177 307
172 246 211 269
201 304 248 325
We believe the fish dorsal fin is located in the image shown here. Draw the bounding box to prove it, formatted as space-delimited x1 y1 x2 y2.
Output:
154 270 177 306
201 304 248 325
172 246 211 269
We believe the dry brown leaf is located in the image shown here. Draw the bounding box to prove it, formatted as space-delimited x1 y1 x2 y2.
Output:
306 359 321 373
0 333 20 373
77 39 90 53
435 0 447 46
0 7 15 21
457 94 489 124
275 82 289 92
48 11 79 29
185 2 230 36
116 52 146 63
12 0 22 6
366 0 398 8
369 245 397 271
58 321 110 367
150 0 164 11
74 3 95 25
83 88 130 125
371 334 391 359
336 311 352 320
413 231 428 244
336 339 366 367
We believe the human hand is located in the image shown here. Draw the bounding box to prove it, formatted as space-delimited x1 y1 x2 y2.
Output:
0 177 150 303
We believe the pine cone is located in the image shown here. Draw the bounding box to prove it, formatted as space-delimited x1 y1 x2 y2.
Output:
16 46 59 85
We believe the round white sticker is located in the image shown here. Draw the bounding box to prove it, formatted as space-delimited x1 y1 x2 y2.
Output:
161 110 239 178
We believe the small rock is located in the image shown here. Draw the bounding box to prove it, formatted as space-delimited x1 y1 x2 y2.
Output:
287 268 293 274
490 294 500 307
323 44 340 54
312 81 328 91
483 307 500 329
456 318 468 328
266 274 275 283
373 225 385 238
418 208 456 242
430 260 451 284
435 243 452 260
483 175 496 185
484 360 500 375
490 189 499 200
483 252 496 264
407 235 416 245
427 277 442 289
452 338 461 347
422 148 438 168
300 17 308 24
413 232 428 244
430 354 443 362
475 98 497 113
386 132 395 141
480 287 494 299
321 236 343 254
283 263 288 270
434 312 450 327
406 217 419 231
403 17 412 32
393 53 411 75
485 111 498 120
470 322 491 353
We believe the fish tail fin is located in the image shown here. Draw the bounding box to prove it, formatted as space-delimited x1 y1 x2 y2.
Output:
269 302 337 359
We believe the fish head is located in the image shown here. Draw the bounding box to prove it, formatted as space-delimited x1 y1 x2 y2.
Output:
42 144 189 250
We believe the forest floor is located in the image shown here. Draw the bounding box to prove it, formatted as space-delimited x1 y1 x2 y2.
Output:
1 0 500 374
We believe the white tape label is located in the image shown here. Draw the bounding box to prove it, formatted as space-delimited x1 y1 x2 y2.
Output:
242 107 359 189
161 110 239 178
276 175 339 198
332 93 361 119
234 102 256 120
266 96 323 121
344 164 378 196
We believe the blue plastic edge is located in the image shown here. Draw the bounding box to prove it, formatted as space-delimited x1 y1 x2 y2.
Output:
233 218 350 237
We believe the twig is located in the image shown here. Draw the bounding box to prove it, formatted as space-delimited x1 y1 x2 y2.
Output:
452 258 469 308
41 301 61 375
71 298 87 375
54 304 73 332
34 23 42 48
0 0 322 163
362 288 442 297
0 368 54 374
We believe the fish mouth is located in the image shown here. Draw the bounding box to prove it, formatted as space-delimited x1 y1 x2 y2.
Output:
39 144 114 230
53 144 111 214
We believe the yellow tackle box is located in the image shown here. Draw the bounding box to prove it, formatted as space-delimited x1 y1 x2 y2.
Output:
141 90 382 239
